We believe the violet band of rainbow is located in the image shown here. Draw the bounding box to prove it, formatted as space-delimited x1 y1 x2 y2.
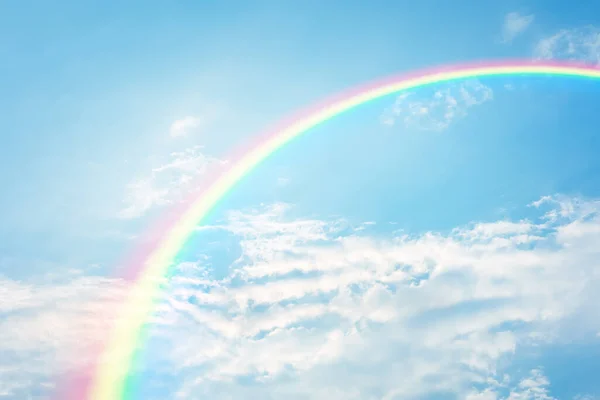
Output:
88 61 600 400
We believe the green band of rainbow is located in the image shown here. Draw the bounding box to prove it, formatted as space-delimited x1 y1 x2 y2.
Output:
88 61 600 399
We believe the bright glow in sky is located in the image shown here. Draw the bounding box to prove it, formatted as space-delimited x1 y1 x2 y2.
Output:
1 2 600 399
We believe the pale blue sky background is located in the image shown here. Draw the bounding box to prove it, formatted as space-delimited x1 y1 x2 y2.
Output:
1 1 600 399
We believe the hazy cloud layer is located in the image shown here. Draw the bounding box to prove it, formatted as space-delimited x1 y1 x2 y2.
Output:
2 194 600 398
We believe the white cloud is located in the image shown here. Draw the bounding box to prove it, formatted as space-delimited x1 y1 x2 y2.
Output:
169 116 203 138
501 12 534 43
118 146 226 219
380 80 493 131
506 369 556 400
145 194 600 399
467 369 555 400
534 26 600 65
118 177 171 219
5 195 600 398
0 273 128 398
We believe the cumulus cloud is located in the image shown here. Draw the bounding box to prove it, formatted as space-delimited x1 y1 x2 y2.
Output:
380 80 493 131
118 146 226 219
534 26 600 65
0 272 128 399
5 194 600 398
169 116 203 138
141 194 600 399
505 369 555 400
467 369 555 400
501 12 535 43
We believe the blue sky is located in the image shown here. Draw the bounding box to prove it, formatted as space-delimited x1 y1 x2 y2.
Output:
2 1 600 399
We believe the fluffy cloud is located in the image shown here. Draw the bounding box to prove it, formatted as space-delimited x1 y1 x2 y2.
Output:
574 395 599 400
501 12 535 43
169 116 203 138
4 194 600 398
380 80 493 131
534 26 600 64
505 369 555 400
0 272 128 399
118 146 226 219
145 194 599 399
466 369 555 400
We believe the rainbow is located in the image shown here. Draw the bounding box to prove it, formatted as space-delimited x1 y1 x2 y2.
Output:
82 60 600 399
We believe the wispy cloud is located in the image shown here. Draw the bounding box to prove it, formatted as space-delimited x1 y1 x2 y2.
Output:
118 146 226 219
501 12 534 43
467 369 555 400
574 394 599 400
534 26 600 64
5 194 600 398
147 194 598 399
169 116 203 138
506 369 555 400
380 80 493 131
118 178 171 219
0 273 128 399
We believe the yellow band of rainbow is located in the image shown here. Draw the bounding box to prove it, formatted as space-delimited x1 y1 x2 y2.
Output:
85 61 600 399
